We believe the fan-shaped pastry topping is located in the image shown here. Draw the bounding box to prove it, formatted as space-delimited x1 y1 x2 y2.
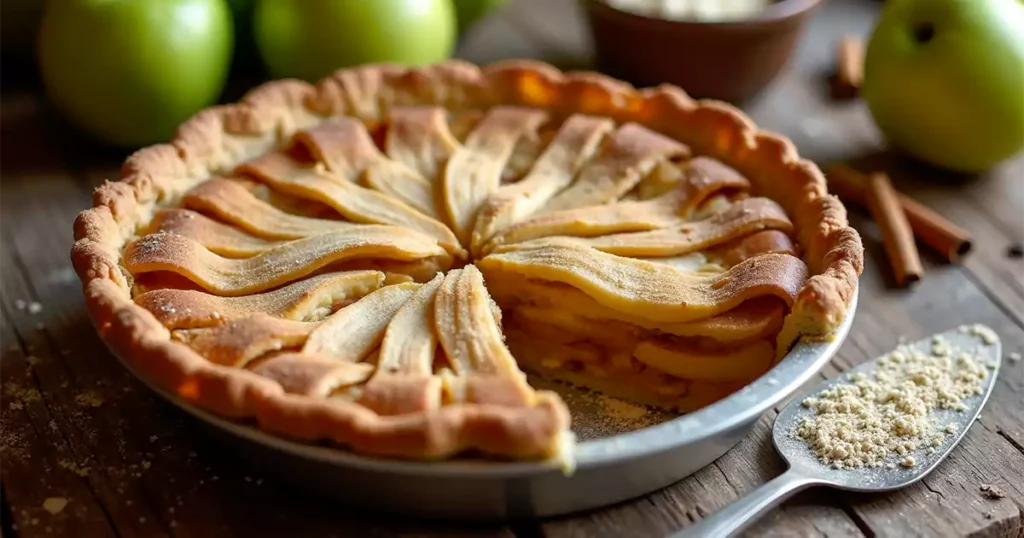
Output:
471 114 616 254
71 60 861 465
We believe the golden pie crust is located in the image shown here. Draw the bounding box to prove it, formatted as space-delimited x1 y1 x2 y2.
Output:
71 60 862 465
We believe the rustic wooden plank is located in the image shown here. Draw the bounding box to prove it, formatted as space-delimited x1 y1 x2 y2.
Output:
1 301 119 538
0 93 126 536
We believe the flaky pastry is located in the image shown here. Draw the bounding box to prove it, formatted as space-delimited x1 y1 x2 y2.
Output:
72 60 862 465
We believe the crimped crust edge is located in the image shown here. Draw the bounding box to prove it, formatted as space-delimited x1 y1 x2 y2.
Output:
71 59 862 461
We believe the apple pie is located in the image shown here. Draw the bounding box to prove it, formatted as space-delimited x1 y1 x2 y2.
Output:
72 60 862 464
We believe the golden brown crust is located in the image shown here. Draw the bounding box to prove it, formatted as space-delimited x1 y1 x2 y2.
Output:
71 60 861 461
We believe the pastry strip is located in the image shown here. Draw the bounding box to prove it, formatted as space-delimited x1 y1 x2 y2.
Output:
483 158 757 253
512 296 783 346
491 189 786 255
567 197 793 257
385 106 461 183
238 152 460 252
359 274 444 415
470 115 615 253
498 276 785 342
634 157 751 204
251 353 374 397
362 162 440 220
477 241 807 323
135 271 385 329
705 230 798 267
434 267 535 407
293 117 441 218
542 123 690 212
487 197 681 250
486 159 758 252
150 208 285 257
183 178 353 240
292 117 382 180
302 282 421 361
173 314 318 367
323 65 398 120
442 107 549 245
124 228 446 296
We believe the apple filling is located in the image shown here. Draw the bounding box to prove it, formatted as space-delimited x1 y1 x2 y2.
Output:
478 236 806 410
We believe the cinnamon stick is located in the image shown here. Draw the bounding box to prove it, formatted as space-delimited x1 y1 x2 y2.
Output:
832 35 864 100
865 173 924 286
827 165 973 263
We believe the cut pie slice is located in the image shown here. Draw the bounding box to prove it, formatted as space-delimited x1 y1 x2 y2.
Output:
71 60 861 465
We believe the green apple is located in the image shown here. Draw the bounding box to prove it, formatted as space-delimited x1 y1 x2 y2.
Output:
38 0 234 148
454 0 508 32
862 0 1024 173
253 0 456 82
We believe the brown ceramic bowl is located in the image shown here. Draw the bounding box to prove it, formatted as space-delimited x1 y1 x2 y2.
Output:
582 0 822 103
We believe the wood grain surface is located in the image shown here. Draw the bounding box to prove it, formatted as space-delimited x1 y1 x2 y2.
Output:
2 1 1022 537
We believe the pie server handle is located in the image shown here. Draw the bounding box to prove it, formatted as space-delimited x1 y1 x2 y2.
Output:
665 468 824 538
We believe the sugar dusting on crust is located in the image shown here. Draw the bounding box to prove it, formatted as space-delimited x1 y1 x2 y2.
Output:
794 328 997 469
69 59 863 464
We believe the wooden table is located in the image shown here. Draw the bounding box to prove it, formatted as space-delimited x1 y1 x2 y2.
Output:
2 1 1022 536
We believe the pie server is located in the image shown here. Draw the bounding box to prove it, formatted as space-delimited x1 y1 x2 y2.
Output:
668 326 1002 538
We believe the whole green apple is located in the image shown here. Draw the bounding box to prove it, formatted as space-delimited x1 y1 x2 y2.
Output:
39 0 234 148
454 0 508 32
254 0 456 82
862 0 1024 173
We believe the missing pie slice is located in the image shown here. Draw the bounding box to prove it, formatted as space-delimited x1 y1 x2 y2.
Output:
71 60 862 466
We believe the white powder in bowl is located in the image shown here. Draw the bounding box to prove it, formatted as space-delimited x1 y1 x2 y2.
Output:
606 0 772 22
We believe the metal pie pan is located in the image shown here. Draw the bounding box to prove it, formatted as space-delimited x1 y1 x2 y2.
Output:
110 288 857 520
